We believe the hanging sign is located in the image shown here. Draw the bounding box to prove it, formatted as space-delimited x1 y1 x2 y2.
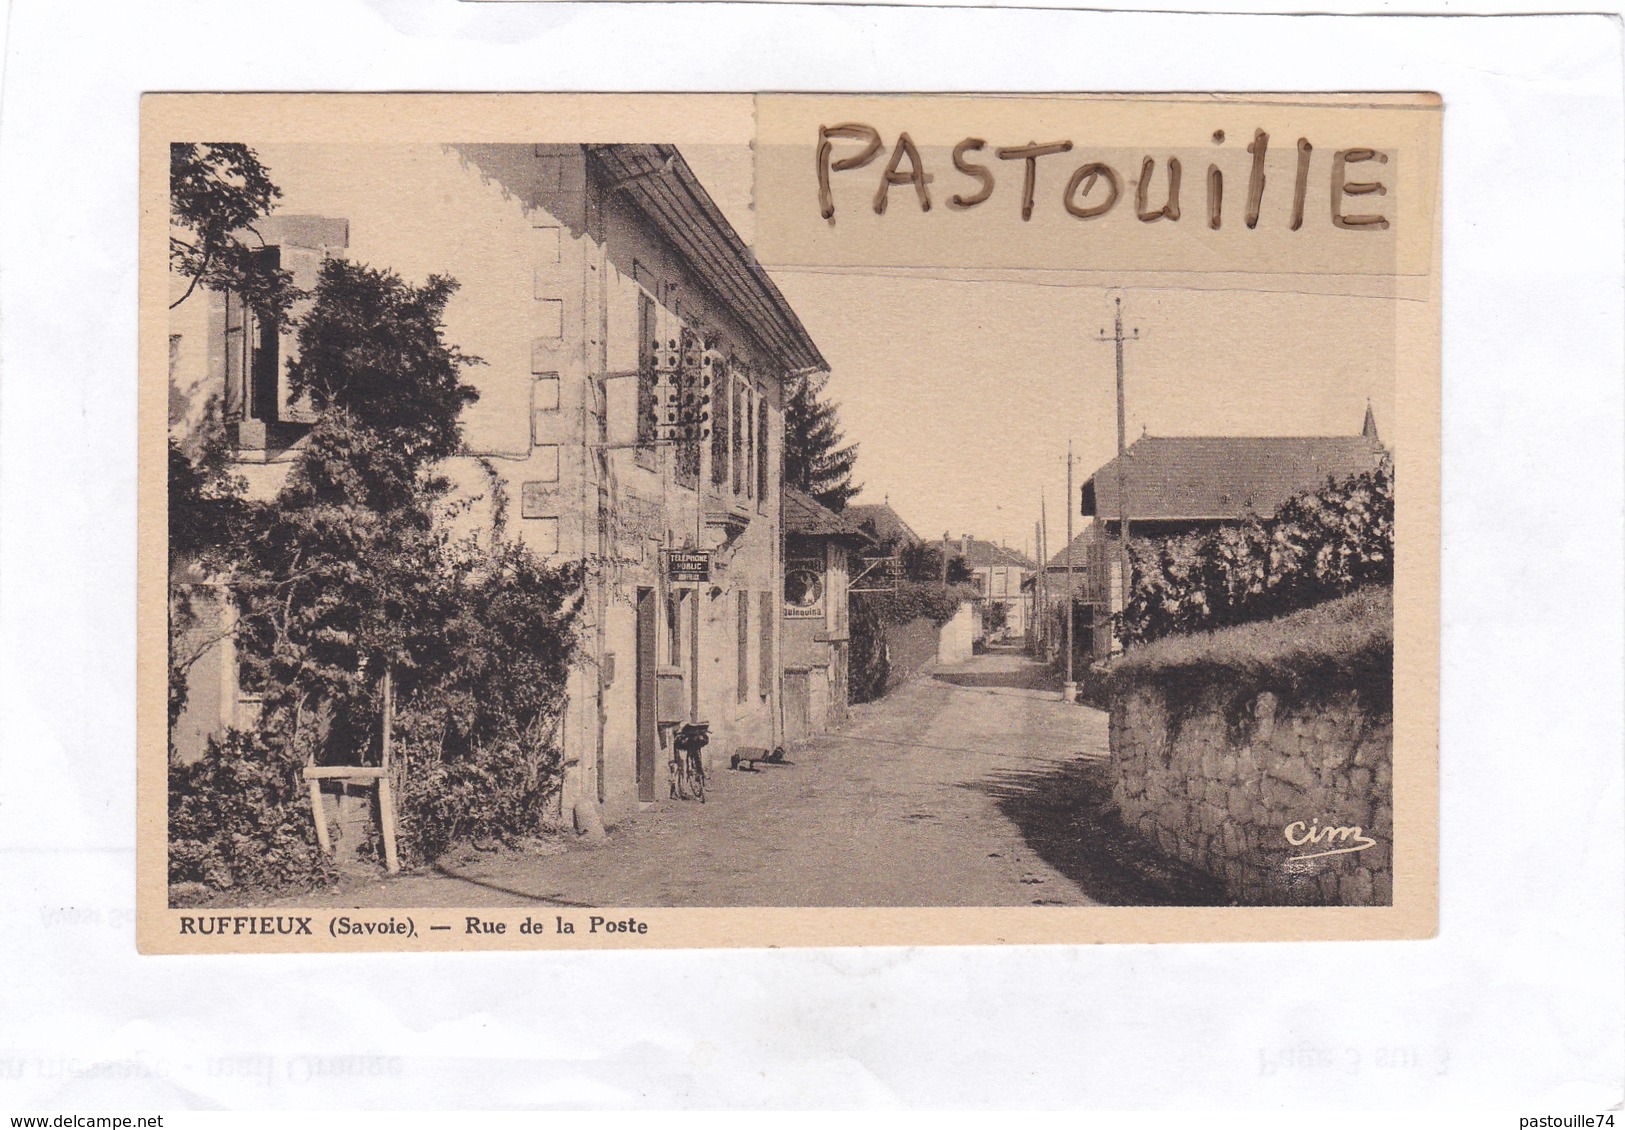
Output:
666 549 711 584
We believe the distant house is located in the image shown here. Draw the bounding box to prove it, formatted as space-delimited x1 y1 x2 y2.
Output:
781 488 872 742
953 536 1036 641
846 500 923 549
1076 411 1387 661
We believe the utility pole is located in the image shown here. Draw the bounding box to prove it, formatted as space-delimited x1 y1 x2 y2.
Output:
1063 443 1075 702
1096 296 1140 657
1040 492 1050 658
1034 517 1044 655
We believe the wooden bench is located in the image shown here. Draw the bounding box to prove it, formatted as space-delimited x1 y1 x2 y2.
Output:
304 668 400 874
303 766 399 874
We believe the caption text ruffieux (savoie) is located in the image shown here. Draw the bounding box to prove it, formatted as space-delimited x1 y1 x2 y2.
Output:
174 914 651 940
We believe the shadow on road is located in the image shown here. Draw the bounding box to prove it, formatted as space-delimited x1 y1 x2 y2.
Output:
933 661 1060 694
428 863 601 908
971 758 1230 907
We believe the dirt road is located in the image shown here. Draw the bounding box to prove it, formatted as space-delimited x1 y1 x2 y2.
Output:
287 648 1222 909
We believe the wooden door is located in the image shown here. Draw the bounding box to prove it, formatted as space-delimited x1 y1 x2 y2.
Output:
636 587 658 802
784 670 811 743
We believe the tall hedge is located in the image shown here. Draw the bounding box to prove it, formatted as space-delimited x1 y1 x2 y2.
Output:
1119 459 1393 645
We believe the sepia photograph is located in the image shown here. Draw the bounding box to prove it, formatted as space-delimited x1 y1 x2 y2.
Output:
144 93 1440 949
9 1 1620 1112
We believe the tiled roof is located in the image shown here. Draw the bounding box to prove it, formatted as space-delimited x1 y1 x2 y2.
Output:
1081 434 1386 521
784 488 870 542
1040 530 1095 572
846 502 922 547
957 538 1037 570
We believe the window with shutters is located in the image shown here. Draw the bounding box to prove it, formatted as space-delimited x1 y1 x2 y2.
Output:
219 247 283 428
213 217 347 451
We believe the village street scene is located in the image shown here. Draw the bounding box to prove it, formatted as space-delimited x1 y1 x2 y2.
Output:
166 130 1399 912
270 648 1223 910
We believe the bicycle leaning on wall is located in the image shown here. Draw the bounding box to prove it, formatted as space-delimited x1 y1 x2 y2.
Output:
669 722 710 803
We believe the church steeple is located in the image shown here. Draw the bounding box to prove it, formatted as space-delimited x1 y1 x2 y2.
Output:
1362 401 1380 443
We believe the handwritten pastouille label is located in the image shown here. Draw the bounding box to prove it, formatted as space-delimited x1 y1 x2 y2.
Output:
754 93 1439 277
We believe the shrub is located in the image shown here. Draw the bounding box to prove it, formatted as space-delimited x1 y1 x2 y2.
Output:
168 728 336 894
394 730 564 866
388 540 581 866
857 579 976 627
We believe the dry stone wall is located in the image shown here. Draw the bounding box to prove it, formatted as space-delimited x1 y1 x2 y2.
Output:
1109 682 1393 906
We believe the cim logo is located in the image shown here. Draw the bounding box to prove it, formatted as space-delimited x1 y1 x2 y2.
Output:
1283 819 1377 862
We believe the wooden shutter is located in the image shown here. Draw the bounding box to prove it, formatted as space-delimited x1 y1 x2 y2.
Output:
637 292 656 447
730 374 745 495
757 395 770 502
710 351 730 488
736 590 750 703
758 590 773 698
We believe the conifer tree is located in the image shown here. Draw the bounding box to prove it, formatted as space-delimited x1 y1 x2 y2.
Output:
783 371 860 512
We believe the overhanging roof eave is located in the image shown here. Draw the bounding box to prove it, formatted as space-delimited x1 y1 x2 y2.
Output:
588 144 827 375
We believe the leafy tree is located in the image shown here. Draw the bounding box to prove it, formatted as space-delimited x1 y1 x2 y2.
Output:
981 601 1010 635
287 261 479 472
784 371 860 512
895 539 974 585
233 262 485 762
168 142 291 725
169 143 299 318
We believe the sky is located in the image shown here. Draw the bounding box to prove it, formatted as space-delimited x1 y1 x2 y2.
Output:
674 144 1408 560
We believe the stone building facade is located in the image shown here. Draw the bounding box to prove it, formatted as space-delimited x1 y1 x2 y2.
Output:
169 142 825 828
955 536 1035 642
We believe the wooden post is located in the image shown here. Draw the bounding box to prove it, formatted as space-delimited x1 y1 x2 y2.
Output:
1040 493 1050 657
378 665 399 874
1113 298 1132 651
1033 519 1042 652
1096 297 1140 656
376 774 400 875
307 774 332 856
381 666 394 769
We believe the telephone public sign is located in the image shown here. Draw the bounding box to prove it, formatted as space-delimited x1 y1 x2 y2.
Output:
666 550 711 584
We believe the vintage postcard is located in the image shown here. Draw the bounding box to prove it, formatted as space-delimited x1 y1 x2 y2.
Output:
141 93 1440 952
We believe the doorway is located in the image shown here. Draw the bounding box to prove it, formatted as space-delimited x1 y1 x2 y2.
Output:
636 587 658 802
